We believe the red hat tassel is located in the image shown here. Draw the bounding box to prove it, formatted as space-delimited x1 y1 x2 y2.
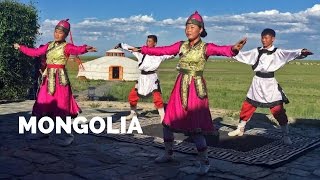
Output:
68 30 85 71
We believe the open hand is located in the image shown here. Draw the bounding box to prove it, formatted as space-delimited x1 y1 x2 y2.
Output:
86 46 97 52
232 37 247 53
114 43 121 49
301 49 313 56
128 47 140 52
13 43 20 50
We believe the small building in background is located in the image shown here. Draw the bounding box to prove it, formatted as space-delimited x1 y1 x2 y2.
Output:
77 49 139 81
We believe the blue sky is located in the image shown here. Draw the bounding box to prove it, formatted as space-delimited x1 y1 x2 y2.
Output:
20 0 320 59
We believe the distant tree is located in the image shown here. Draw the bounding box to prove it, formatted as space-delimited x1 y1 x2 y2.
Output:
0 0 39 99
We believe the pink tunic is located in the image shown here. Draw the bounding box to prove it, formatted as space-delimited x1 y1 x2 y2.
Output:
142 41 235 135
19 43 87 118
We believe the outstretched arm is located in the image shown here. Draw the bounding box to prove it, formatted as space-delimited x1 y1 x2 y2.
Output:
115 43 143 59
276 49 313 62
299 49 313 59
117 43 134 51
206 43 235 57
65 44 96 56
139 41 181 56
233 49 259 65
206 37 247 57
160 55 176 61
14 43 48 57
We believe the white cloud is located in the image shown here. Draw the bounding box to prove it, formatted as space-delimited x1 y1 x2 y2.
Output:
256 9 280 15
299 4 320 16
130 15 155 23
307 35 320 41
42 19 59 26
81 31 103 35
245 33 261 39
144 30 169 37
37 4 320 59
82 36 99 41
109 15 155 23
77 20 110 27
84 17 98 20
160 17 186 26
103 32 126 41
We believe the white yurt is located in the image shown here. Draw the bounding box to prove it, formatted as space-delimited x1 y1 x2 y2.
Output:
77 49 139 81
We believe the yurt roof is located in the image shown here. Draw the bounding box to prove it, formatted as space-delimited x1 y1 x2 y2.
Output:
106 49 124 53
83 56 138 67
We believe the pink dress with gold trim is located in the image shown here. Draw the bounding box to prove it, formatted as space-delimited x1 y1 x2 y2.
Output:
19 42 87 118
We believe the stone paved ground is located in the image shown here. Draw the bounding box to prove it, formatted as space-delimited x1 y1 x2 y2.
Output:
1 100 320 180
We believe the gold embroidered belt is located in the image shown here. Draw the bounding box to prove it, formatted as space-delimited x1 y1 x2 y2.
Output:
47 64 65 69
178 68 207 110
44 64 69 95
179 68 203 76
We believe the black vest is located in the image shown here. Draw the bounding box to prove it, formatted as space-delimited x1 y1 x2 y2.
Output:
252 47 278 70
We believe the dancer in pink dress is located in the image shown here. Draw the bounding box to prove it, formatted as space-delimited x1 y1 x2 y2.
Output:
14 19 96 146
131 11 246 174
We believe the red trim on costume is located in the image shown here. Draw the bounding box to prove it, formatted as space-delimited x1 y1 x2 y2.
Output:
69 30 85 70
239 100 257 121
270 104 288 126
152 91 164 109
47 64 65 68
128 87 139 107
240 100 288 125
128 86 164 109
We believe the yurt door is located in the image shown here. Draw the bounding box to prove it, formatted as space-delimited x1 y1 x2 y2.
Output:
109 66 123 80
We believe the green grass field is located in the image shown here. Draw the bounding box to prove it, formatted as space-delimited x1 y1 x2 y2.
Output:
67 56 320 119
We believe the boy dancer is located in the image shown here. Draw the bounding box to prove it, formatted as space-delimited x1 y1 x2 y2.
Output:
115 35 174 122
228 28 313 145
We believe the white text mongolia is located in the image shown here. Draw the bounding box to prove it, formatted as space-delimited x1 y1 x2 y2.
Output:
19 116 143 134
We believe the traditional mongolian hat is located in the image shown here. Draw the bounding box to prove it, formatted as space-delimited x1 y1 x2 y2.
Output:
186 11 207 37
55 19 70 35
